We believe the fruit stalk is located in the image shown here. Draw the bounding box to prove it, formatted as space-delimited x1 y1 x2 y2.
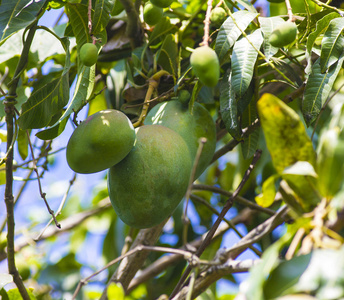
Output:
202 0 214 46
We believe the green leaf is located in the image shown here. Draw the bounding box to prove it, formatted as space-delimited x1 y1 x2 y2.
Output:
259 16 285 60
92 0 115 35
0 273 13 289
305 12 339 74
255 174 280 208
6 288 37 300
149 17 176 46
215 11 259 65
231 29 263 98
302 54 344 126
219 69 241 140
0 0 46 46
107 283 125 300
257 93 316 174
263 253 312 300
17 38 71 130
157 34 178 77
17 128 29 160
320 17 344 73
0 29 23 64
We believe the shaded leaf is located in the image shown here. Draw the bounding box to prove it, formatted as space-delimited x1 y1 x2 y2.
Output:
259 16 285 60
92 0 115 35
231 29 263 98
305 12 339 74
0 0 46 46
215 11 259 64
17 128 29 160
257 93 316 174
320 17 344 73
157 34 178 77
149 17 176 46
219 69 241 140
302 54 344 126
17 38 71 130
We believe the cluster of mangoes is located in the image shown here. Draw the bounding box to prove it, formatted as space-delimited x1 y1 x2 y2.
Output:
66 98 216 228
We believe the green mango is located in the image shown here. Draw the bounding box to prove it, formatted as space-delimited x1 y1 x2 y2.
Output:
143 2 163 26
80 43 98 67
190 46 220 87
269 21 297 48
144 100 216 178
210 7 227 25
108 125 192 228
66 109 136 174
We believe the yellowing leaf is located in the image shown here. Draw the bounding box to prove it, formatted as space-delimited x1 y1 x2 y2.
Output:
107 282 125 300
255 174 280 208
257 93 316 174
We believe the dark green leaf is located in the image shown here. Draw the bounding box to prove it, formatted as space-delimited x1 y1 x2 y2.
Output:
157 34 178 77
149 17 176 46
231 29 263 98
0 0 46 46
302 54 344 126
320 17 344 73
17 38 70 129
215 11 259 64
219 69 241 140
92 0 115 35
17 128 29 160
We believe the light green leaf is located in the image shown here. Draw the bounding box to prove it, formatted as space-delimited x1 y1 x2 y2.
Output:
215 11 259 64
17 38 70 130
302 54 344 126
231 29 263 98
219 69 241 140
0 273 13 289
0 129 7 143
259 16 285 60
283 161 318 177
320 17 344 73
0 0 45 46
305 12 339 74
17 128 29 160
255 174 280 208
257 93 316 174
107 283 125 300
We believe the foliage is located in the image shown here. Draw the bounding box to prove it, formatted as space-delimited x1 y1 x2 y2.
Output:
1 0 344 299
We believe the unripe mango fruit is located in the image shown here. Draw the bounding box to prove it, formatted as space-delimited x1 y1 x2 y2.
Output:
144 100 216 178
108 125 192 228
190 46 220 87
66 110 136 174
80 43 98 67
269 22 297 48
143 2 163 26
210 7 227 25
150 0 174 8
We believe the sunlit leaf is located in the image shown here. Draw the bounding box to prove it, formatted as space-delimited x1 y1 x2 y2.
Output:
302 54 344 126
215 11 259 64
0 0 45 46
92 0 115 35
320 17 344 73
231 29 263 98
107 282 125 300
255 174 280 208
0 273 13 289
257 93 316 174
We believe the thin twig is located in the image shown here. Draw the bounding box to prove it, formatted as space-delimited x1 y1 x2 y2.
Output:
285 0 294 22
35 173 76 239
202 0 214 46
25 129 60 228
169 149 262 298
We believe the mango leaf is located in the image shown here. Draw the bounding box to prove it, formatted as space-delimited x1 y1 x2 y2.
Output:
0 0 46 46
219 69 241 140
231 29 263 98
263 253 312 300
157 34 178 77
302 54 344 126
0 29 23 64
215 11 259 64
17 129 29 160
282 161 321 211
320 17 344 73
36 64 96 139
259 16 285 60
6 288 37 300
17 38 71 130
149 17 176 46
92 0 115 35
257 93 316 174
235 0 257 13
255 174 280 208
305 12 339 74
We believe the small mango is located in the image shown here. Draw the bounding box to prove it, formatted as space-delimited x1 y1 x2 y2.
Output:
269 21 297 48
